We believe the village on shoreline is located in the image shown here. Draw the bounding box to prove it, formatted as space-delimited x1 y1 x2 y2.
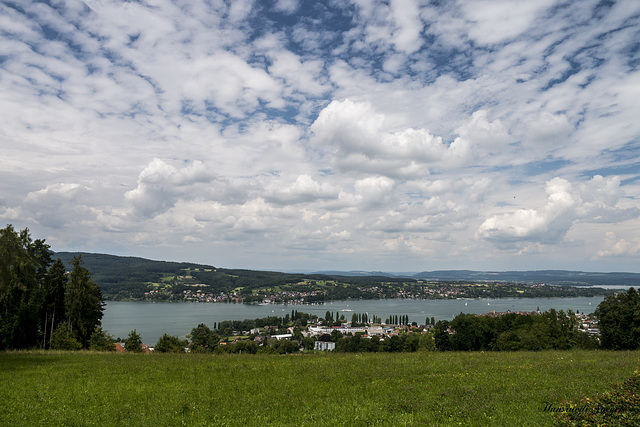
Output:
139 269 610 304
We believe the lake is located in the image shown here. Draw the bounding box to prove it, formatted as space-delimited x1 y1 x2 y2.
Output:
103 296 606 344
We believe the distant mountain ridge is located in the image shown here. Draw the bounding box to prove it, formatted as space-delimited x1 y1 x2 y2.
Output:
411 270 640 286
54 252 640 288
313 269 640 287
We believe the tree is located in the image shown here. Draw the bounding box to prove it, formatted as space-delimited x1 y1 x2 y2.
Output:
302 336 315 350
188 323 219 352
232 340 258 354
155 334 188 353
595 288 640 350
42 258 68 349
0 226 52 349
276 339 299 354
382 335 403 352
66 255 105 348
418 332 436 351
433 320 451 351
89 327 116 351
50 323 81 350
124 329 144 352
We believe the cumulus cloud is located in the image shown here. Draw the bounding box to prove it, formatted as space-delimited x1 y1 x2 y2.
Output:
478 178 578 245
125 159 215 218
597 232 640 258
455 110 511 150
23 183 91 229
264 175 340 205
310 99 470 177
478 175 638 248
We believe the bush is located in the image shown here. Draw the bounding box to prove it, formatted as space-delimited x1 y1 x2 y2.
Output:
89 327 116 352
50 324 81 350
554 368 640 426
155 334 187 353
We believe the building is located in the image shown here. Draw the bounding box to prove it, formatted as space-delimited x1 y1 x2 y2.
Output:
314 341 335 351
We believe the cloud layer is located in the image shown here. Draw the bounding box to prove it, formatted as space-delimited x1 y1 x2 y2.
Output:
1 0 639 272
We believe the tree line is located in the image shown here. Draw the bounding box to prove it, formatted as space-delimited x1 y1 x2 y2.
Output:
0 226 105 350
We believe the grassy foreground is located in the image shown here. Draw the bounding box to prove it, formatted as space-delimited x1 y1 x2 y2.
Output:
1 350 637 426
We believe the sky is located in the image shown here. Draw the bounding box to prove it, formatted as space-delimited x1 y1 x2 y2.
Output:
1 0 639 273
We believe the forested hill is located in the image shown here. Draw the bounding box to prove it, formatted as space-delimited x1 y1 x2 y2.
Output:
52 252 409 300
54 252 215 299
54 252 212 281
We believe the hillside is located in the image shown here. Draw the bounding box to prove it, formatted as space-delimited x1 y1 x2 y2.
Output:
53 252 411 300
51 252 628 302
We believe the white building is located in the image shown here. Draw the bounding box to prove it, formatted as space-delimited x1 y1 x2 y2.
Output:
314 341 335 351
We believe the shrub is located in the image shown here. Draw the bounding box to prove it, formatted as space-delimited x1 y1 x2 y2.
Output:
50 324 81 350
89 327 116 352
554 368 640 426
155 334 187 353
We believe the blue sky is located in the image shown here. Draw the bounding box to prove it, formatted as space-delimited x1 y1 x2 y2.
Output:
1 0 639 272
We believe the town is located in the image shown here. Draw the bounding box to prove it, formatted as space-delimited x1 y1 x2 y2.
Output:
140 269 609 304
123 308 601 354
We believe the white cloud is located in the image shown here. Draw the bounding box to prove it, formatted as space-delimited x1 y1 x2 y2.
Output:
461 0 558 46
478 178 576 245
264 175 340 205
274 0 300 14
597 232 640 258
389 0 424 54
125 159 215 218
24 183 91 229
456 110 511 149
1 0 639 271
310 99 471 177
478 175 639 249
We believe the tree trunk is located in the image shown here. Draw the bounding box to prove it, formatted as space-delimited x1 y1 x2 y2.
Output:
42 312 48 349
49 308 55 349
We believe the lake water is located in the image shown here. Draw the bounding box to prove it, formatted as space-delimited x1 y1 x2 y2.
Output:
103 296 606 344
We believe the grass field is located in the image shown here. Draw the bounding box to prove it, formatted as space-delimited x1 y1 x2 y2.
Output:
1 350 637 426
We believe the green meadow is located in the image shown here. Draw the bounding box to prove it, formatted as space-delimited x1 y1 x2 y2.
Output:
1 350 637 426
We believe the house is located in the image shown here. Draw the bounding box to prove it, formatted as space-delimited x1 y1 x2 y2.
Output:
272 334 293 340
366 326 384 336
314 341 335 351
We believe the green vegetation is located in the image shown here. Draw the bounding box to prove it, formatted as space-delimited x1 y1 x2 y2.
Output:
434 309 599 351
0 350 637 426
554 368 640 426
155 334 189 353
0 226 104 350
123 329 144 353
595 287 640 350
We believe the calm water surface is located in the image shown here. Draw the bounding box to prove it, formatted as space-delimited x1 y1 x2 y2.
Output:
103 297 605 344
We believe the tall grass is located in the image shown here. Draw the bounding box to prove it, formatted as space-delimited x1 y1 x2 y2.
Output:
1 350 637 426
